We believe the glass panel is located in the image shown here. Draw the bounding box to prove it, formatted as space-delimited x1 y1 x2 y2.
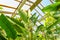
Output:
22 4 30 10
41 0 51 7
35 7 44 16
1 7 15 12
0 0 19 8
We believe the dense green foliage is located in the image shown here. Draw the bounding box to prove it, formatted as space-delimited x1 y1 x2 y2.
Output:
42 1 60 40
0 0 60 40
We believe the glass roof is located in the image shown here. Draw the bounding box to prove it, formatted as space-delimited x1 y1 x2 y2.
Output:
0 0 54 26
0 0 53 17
0 0 53 12
31 0 52 17
0 0 19 8
0 0 36 12
31 0 53 26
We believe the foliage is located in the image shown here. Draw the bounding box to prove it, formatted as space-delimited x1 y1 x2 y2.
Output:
0 7 39 40
0 1 60 40
55 0 60 2
42 2 60 12
0 14 17 39
42 1 60 40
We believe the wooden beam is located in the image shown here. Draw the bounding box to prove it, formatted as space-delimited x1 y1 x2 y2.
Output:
50 0 54 3
15 0 22 3
0 11 18 14
15 0 32 6
0 4 17 9
27 0 34 3
30 0 42 11
11 0 27 17
0 11 13 14
17 0 27 11
15 0 34 3
11 2 21 17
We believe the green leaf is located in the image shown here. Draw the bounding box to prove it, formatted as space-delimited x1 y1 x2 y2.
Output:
18 10 28 23
0 6 3 10
47 18 60 30
0 33 7 40
0 14 17 39
53 11 60 18
44 16 56 27
7 16 24 27
42 2 60 12
55 0 60 2
30 13 39 24
6 16 28 36
46 30 52 34
36 25 44 32
12 24 28 37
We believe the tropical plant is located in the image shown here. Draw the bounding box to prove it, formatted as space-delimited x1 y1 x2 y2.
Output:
0 7 39 40
41 1 60 40
0 0 60 40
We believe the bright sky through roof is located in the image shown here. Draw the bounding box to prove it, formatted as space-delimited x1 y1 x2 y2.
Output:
0 0 51 12
0 0 19 12
0 0 36 11
0 0 19 7
0 0 51 17
32 0 51 14
31 0 51 21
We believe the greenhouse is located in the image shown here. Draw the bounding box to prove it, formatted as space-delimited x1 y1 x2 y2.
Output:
0 0 60 40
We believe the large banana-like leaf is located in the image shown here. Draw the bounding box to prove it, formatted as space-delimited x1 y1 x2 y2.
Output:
55 0 60 2
7 16 24 27
0 14 17 39
6 16 28 36
42 2 60 12
0 33 7 40
18 10 28 23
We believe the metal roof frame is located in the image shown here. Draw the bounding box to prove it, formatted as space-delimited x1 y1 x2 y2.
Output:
0 0 54 26
0 0 42 14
